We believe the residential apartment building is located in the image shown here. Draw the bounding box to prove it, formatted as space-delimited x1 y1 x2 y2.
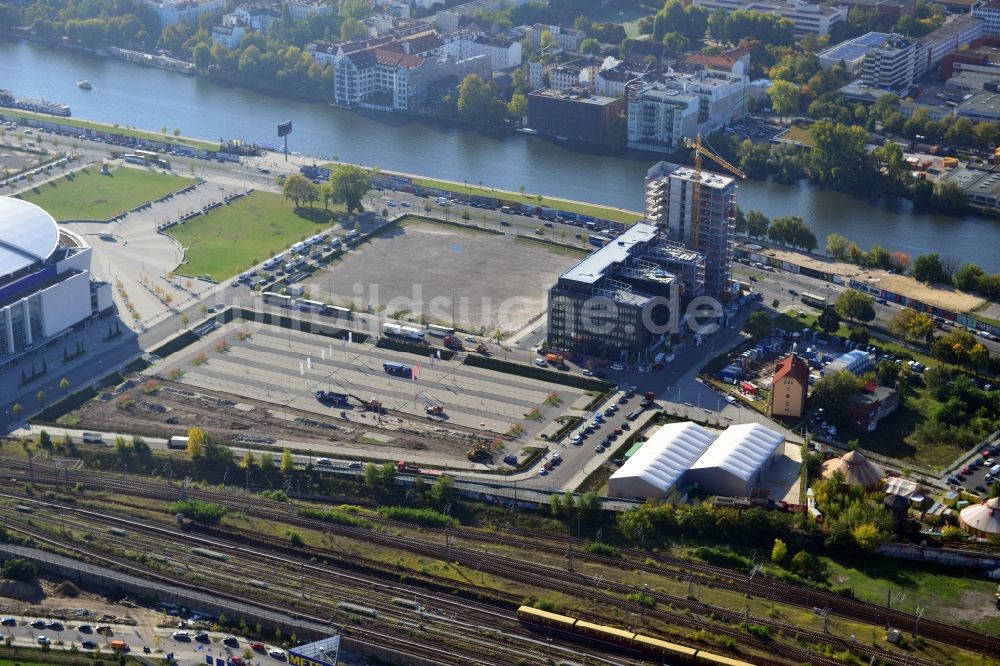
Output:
862 33 916 92
547 224 703 358
144 0 223 26
285 0 332 21
434 0 528 33
627 86 700 151
770 354 809 419
526 88 624 143
974 0 1000 35
225 3 281 35
690 0 847 37
211 19 249 49
847 386 899 431
444 31 522 71
525 23 587 51
645 162 737 299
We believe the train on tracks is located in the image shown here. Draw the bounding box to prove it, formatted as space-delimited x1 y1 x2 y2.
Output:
517 605 755 666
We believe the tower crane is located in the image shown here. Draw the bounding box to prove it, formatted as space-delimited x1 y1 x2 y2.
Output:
683 133 746 252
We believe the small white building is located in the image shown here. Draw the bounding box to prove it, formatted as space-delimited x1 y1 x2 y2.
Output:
685 423 786 497
144 0 223 26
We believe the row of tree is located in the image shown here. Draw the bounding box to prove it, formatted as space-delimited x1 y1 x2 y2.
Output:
281 164 370 213
735 209 817 251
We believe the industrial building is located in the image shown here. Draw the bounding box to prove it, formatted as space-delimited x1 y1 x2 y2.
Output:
526 88 624 143
862 33 916 93
0 197 112 366
690 0 847 36
685 423 786 497
818 32 892 77
547 223 706 358
607 422 787 499
644 162 737 299
846 385 899 431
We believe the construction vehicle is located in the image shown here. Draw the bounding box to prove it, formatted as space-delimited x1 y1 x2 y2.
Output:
545 352 565 365
682 133 746 255
467 442 490 461
476 343 490 355
364 398 383 413
418 392 445 417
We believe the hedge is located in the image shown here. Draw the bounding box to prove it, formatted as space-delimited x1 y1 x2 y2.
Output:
376 335 455 360
463 354 612 391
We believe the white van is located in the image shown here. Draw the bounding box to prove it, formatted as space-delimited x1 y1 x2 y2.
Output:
436 196 448 205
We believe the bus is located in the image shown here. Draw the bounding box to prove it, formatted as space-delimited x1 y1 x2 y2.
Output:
800 292 828 309
134 149 159 161
123 155 145 165
383 361 412 377
327 305 353 320
298 299 325 313
426 324 455 337
262 291 293 307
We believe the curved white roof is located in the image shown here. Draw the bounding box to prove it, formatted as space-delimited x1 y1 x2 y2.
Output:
960 497 1000 535
0 197 59 278
689 423 785 482
608 422 717 497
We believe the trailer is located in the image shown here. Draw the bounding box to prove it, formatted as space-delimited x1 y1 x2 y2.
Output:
315 390 350 406
402 326 424 340
382 322 403 336
168 436 189 450
383 361 413 377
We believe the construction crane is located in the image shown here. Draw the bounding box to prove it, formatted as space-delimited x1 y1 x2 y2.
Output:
683 133 746 253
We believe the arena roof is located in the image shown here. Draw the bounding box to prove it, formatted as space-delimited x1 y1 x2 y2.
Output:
0 197 59 279
688 423 785 483
607 422 717 498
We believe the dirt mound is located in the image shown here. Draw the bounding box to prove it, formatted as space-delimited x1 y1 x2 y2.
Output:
0 579 43 602
52 581 80 597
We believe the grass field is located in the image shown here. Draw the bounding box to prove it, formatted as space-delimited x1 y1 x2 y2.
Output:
0 108 220 152
18 166 194 221
168 191 342 280
780 125 816 147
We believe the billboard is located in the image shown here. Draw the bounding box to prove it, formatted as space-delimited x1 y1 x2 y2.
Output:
278 121 293 137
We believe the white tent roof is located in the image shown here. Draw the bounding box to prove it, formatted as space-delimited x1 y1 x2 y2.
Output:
960 497 1000 535
883 477 918 498
688 423 785 482
608 422 718 496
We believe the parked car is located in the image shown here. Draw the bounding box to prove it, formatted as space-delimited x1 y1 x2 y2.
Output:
81 640 98 649
609 363 625 371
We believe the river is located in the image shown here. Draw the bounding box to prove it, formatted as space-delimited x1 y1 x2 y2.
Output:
2 37 998 271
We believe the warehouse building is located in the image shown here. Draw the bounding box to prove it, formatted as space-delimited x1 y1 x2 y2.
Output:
607 422 786 499
685 423 786 497
607 422 718 499
0 197 112 367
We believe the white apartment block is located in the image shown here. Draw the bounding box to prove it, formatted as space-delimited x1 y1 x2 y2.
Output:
973 0 1000 35
145 0 223 26
212 19 249 49
525 23 586 51
912 15 984 77
285 0 332 21
227 4 281 34
443 31 522 71
691 0 847 37
628 87 700 151
862 34 915 92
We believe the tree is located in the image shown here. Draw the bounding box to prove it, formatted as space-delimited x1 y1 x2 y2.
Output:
281 448 295 474
835 289 875 323
186 426 207 458
912 253 949 284
59 377 70 391
745 210 770 238
36 390 45 404
768 80 801 120
825 233 848 260
259 452 274 471
192 43 212 72
771 538 789 564
743 311 774 341
811 371 864 426
242 449 256 470
506 93 528 120
327 164 370 213
890 251 911 273
340 17 368 43
816 308 842 334
931 329 977 366
888 308 935 343
539 29 557 50
661 31 690 53
876 359 900 387
954 263 986 292
808 120 871 191
852 523 882 552
282 173 313 207
1 558 38 583
580 37 601 55
457 74 502 124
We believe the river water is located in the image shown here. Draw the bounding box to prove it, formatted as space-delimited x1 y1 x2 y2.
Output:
2 37 998 270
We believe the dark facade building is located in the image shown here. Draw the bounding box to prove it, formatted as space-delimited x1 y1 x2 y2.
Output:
527 88 624 143
547 223 704 360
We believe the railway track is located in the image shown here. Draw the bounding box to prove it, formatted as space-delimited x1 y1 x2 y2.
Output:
0 470 953 666
11 456 995 659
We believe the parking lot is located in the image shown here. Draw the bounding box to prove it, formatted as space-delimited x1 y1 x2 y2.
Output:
304 217 582 334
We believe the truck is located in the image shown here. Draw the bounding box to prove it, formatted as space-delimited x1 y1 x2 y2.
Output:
545 353 565 365
443 335 464 350
383 361 413 377
315 390 350 406
402 326 424 341
641 391 656 408
382 323 403 337
168 436 189 450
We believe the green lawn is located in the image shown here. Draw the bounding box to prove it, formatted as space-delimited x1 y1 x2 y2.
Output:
167 191 343 280
0 108 219 152
822 555 1000 634
18 166 194 221
780 125 816 147
386 175 644 225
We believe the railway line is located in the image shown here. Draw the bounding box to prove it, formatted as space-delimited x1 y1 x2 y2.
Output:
0 463 967 666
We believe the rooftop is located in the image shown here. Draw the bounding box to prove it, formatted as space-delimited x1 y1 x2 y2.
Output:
648 163 736 190
818 31 891 63
529 88 621 106
0 197 60 280
608 422 719 495
958 89 1000 113
559 223 659 286
688 423 785 482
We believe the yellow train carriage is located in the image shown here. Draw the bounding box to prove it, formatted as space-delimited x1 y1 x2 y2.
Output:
633 634 698 661
516 605 577 630
695 650 757 666
573 619 637 646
